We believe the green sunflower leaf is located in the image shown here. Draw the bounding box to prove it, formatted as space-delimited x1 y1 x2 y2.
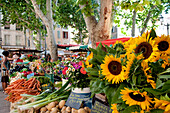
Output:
149 28 157 40
103 85 117 106
89 47 97 55
144 80 170 95
105 45 116 54
156 78 164 89
121 105 140 113
111 83 126 104
90 79 105 97
85 67 98 72
150 109 164 113
159 75 170 79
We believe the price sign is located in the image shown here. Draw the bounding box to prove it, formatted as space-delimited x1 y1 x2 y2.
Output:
91 101 113 113
65 92 91 109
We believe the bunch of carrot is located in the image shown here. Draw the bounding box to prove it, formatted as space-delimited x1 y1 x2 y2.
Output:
5 78 41 103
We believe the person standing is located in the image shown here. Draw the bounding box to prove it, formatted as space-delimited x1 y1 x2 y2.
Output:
1 51 15 92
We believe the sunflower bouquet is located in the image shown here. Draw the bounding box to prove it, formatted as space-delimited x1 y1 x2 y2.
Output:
85 29 170 113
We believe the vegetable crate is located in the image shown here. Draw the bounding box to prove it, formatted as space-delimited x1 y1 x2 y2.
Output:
45 73 54 83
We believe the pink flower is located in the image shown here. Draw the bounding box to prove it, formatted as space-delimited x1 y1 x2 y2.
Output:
79 61 82 66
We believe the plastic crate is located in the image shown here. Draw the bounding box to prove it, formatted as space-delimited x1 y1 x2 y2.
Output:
45 73 54 83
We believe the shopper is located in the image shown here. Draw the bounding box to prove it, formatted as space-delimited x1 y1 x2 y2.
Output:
46 54 51 62
1 51 15 92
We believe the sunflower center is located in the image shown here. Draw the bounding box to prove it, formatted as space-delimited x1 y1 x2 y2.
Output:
108 61 122 75
135 42 153 59
158 41 169 51
129 92 145 102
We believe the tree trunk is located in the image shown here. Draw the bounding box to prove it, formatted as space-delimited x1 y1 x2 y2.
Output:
131 10 136 37
46 0 58 61
80 0 112 48
141 5 155 35
30 0 58 61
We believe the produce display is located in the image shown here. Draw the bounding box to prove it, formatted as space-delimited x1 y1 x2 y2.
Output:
5 78 41 103
10 81 71 113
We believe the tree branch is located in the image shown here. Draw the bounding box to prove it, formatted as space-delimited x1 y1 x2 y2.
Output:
79 5 97 32
14 12 39 30
30 0 49 25
24 0 36 13
132 10 136 37
141 5 156 35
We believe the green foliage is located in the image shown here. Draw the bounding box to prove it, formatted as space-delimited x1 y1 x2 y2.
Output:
0 0 43 31
114 0 167 36
53 0 88 44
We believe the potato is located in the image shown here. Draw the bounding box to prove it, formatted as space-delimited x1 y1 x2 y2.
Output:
84 107 91 113
40 111 46 113
78 108 87 113
59 100 66 109
54 101 59 105
66 106 71 112
71 108 78 113
46 111 50 113
40 107 47 112
51 107 59 112
61 106 66 112
56 105 59 109
47 102 56 111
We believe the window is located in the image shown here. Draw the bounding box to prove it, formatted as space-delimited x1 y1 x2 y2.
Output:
4 24 10 29
63 31 68 39
4 35 10 45
57 31 60 39
16 35 21 45
58 41 61 44
28 39 30 47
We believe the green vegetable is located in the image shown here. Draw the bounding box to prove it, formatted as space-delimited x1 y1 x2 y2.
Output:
17 80 71 111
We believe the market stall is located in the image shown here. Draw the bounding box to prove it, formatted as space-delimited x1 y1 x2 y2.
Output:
66 45 91 52
96 37 130 47
4 30 170 113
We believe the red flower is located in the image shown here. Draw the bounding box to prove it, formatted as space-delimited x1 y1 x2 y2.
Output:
80 67 86 74
62 67 68 75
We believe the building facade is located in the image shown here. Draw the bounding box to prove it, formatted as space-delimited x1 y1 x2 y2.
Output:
1 23 26 50
0 23 71 50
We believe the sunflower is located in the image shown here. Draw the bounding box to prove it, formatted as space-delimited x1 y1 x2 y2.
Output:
154 35 170 55
124 37 135 49
111 104 119 113
154 98 170 113
141 61 156 89
85 52 93 68
121 88 152 110
127 32 160 63
159 54 170 68
100 55 128 84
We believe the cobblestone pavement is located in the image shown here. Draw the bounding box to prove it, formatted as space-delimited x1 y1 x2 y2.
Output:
0 73 10 113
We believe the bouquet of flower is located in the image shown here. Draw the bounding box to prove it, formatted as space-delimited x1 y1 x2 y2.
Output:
60 57 90 89
85 29 170 113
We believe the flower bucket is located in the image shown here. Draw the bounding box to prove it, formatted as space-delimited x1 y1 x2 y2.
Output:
62 78 71 89
72 87 91 93
72 87 92 109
